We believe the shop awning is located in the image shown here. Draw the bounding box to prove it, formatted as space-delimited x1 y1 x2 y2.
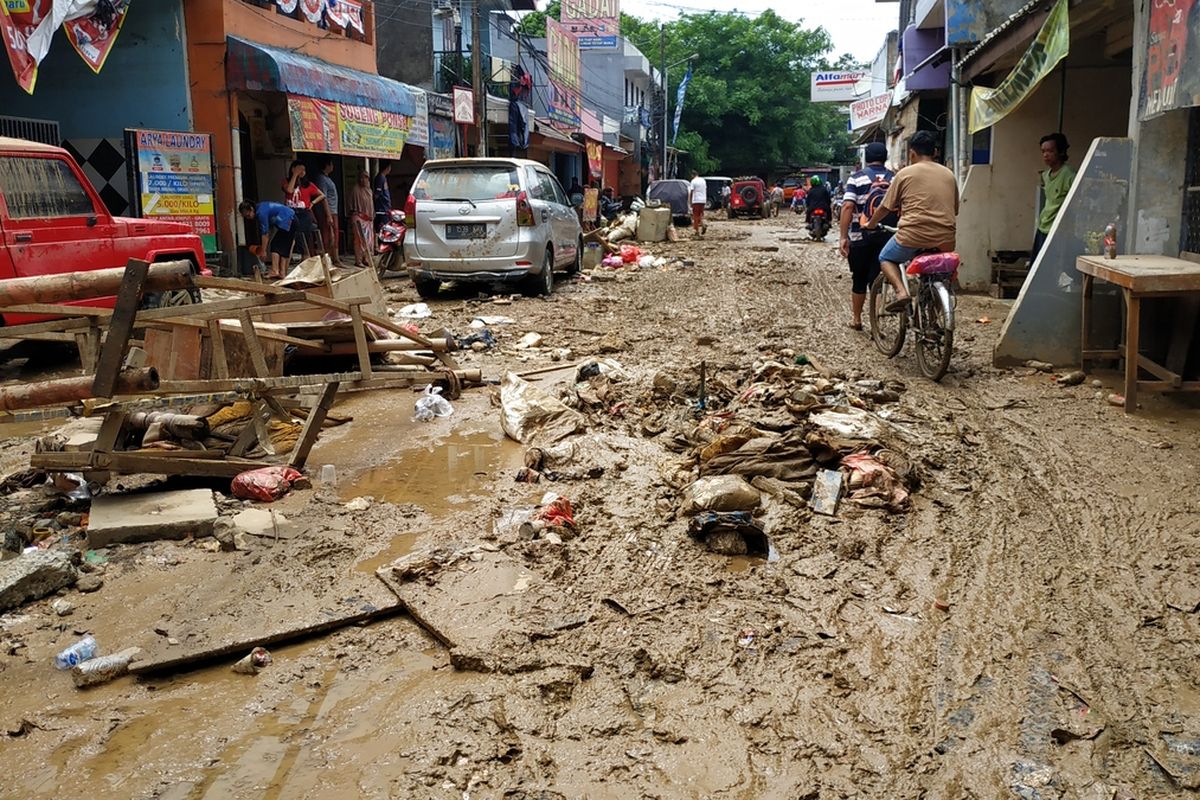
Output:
531 119 582 153
226 36 416 117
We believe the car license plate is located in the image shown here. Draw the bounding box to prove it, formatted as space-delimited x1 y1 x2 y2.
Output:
446 223 486 240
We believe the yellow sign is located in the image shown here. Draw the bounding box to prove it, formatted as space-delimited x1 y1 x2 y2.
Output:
969 0 1070 134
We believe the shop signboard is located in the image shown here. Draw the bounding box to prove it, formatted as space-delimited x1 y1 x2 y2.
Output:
561 0 619 50
810 70 869 103
453 86 475 125
849 92 892 131
1142 0 1200 119
547 17 582 130
429 115 457 160
287 95 411 158
408 89 429 148
126 128 217 252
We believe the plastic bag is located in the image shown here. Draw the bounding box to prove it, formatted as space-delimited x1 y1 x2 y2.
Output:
398 303 432 319
231 466 303 502
601 255 624 268
620 245 642 264
414 385 454 422
638 255 656 269
681 475 762 514
500 372 586 444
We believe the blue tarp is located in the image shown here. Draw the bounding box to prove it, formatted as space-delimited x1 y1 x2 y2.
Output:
226 36 416 117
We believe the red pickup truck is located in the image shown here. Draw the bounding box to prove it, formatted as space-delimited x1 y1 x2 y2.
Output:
0 137 208 324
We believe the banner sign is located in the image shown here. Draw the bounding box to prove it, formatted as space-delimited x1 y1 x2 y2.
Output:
1142 0 1200 119
408 88 429 148
672 66 692 144
586 140 602 179
127 128 217 251
969 0 1070 133
850 91 892 130
429 114 457 159
287 95 411 158
561 0 618 50
810 70 869 103
452 85 475 125
274 0 363 32
1 0 131 94
547 17 582 130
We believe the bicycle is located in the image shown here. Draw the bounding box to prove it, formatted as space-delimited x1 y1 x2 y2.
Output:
867 226 959 381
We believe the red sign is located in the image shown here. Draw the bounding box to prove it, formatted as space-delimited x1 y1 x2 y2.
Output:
64 1 130 74
1143 0 1199 118
586 140 602 180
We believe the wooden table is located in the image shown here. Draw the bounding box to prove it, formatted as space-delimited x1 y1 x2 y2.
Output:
1078 254 1200 412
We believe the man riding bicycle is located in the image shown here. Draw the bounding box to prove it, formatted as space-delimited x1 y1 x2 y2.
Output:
864 130 959 312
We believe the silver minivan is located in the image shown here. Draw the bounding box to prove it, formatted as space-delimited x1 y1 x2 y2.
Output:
403 158 582 298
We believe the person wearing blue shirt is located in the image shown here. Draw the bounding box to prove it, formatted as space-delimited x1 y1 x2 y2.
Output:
239 200 295 279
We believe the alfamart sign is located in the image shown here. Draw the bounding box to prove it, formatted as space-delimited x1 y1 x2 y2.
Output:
811 70 868 103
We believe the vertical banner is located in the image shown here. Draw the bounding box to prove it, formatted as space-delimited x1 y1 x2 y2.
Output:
1143 0 1200 119
672 66 692 144
586 140 602 179
429 115 457 160
128 129 217 252
547 17 582 131
561 0 619 50
408 89 429 148
969 0 1070 133
64 0 129 74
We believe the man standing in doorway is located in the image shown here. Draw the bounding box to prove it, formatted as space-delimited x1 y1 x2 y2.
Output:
864 130 959 312
839 142 895 330
373 160 393 232
1033 133 1076 262
688 170 707 237
312 157 339 262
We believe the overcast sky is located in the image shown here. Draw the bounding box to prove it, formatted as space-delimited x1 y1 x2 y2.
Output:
617 0 900 64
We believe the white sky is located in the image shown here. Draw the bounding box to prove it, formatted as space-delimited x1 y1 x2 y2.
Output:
616 0 899 64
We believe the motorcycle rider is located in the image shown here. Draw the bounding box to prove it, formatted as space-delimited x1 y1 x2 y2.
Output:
805 176 832 226
864 130 959 313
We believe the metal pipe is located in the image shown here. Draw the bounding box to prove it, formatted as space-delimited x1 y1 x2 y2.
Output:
0 262 192 308
0 368 160 411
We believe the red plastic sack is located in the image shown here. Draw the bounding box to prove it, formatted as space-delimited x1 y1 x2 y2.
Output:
906 252 961 276
619 245 642 264
231 466 303 502
536 496 577 530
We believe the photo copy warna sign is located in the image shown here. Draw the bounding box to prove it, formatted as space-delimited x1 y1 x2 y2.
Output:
811 71 868 103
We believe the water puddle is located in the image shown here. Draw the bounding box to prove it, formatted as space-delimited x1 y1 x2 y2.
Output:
338 429 519 515
0 417 59 440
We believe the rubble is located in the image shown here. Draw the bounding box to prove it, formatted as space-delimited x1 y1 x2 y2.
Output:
0 551 77 612
86 489 219 548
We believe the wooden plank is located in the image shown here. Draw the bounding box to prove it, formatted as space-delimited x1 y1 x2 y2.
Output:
127 601 403 677
0 317 95 337
4 304 112 317
349 303 373 378
229 401 267 458
290 382 339 470
30 451 262 478
1125 291 1140 413
207 319 229 379
1137 354 1182 386
92 259 150 398
238 311 271 378
1137 380 1200 392
144 318 318 349
1077 254 1200 293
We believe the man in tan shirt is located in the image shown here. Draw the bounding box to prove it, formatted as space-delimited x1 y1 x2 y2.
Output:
865 130 959 311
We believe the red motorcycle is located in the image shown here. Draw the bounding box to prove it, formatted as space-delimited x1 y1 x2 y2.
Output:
808 207 830 242
376 208 406 276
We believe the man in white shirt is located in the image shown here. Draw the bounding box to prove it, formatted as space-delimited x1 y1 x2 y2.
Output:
688 171 708 237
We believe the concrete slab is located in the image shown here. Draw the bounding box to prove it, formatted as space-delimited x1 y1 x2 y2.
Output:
87 489 219 548
230 508 302 540
0 551 77 612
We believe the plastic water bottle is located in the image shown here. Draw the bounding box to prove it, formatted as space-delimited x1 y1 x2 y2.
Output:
1104 222 1118 259
54 635 97 670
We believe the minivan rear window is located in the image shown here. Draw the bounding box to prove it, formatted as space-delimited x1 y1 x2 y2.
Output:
412 166 521 201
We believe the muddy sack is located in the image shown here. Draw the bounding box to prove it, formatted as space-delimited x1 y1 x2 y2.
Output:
688 511 770 556
500 373 586 445
681 475 761 514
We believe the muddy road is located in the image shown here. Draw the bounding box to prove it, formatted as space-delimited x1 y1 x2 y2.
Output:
2 215 1200 799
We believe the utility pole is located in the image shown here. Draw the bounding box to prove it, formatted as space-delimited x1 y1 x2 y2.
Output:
471 0 486 156
660 24 666 180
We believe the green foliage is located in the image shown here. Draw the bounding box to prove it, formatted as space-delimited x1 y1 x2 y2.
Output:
664 10 856 174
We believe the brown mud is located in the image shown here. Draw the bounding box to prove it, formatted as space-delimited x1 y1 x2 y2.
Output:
2 215 1200 798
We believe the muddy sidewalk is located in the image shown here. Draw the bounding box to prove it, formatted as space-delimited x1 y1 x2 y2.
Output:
2 216 1200 799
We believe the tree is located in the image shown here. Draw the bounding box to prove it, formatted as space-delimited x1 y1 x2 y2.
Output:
662 11 856 174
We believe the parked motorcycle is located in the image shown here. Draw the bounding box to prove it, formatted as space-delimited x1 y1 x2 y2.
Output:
808 207 830 242
376 209 406 276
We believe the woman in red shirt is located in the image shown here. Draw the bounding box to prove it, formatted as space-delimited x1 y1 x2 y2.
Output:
282 160 326 260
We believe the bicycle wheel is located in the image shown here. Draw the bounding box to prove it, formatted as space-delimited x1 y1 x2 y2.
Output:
869 273 907 357
915 286 954 381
